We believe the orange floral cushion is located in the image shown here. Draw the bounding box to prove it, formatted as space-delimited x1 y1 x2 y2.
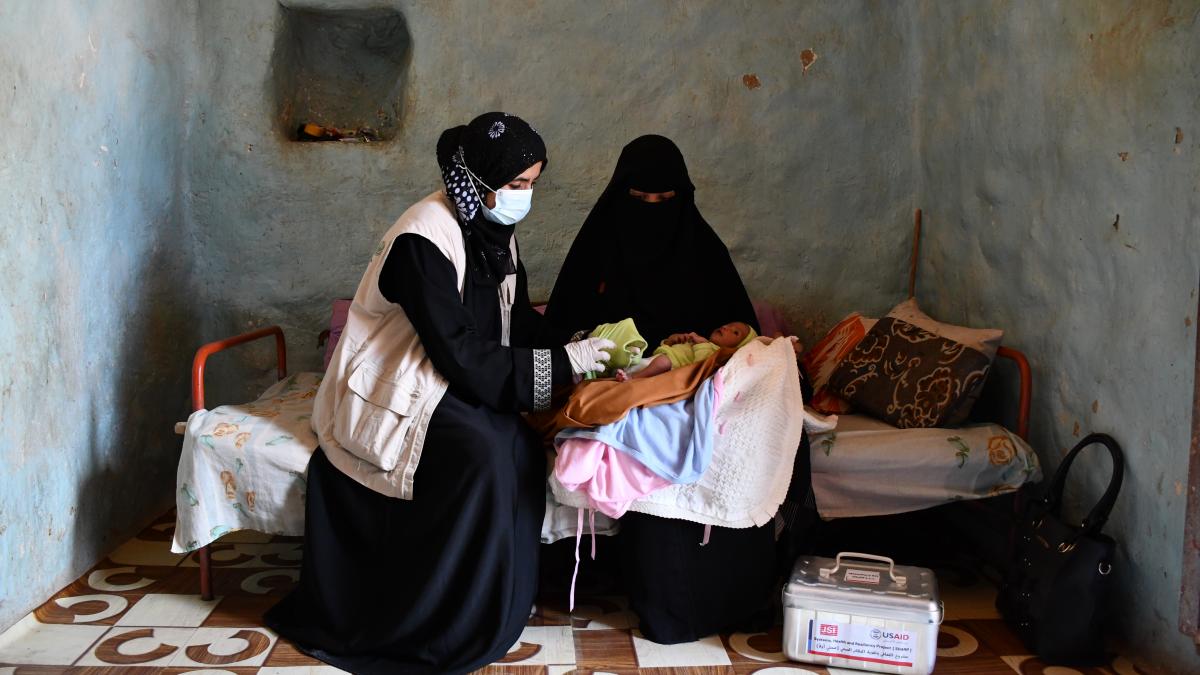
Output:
800 313 877 414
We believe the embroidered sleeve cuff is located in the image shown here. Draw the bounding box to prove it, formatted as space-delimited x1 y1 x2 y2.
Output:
533 348 553 411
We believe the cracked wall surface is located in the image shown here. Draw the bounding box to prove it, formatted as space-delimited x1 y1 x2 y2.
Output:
914 2 1200 669
187 0 920 400
0 0 200 632
2 3 1199 669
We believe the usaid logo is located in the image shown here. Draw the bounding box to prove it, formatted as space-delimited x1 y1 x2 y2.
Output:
819 624 839 636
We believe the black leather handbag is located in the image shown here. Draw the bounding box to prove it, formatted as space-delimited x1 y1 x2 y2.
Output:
998 432 1124 665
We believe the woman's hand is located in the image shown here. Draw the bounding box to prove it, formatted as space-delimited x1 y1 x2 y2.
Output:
563 337 615 375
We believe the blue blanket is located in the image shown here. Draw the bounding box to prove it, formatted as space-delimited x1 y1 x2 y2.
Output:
555 377 718 484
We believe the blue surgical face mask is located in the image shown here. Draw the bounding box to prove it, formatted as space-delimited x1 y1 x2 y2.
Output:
460 153 533 226
481 188 532 225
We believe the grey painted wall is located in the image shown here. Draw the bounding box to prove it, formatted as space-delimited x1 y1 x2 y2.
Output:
187 0 920 403
0 1 199 631
0 0 922 632
913 1 1200 670
3 1 1198 669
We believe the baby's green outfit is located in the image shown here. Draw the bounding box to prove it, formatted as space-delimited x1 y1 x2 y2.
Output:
652 341 723 369
588 318 649 378
653 325 759 369
587 318 758 376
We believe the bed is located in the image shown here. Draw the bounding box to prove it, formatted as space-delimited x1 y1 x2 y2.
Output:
171 327 312 600
172 324 1039 599
810 346 1040 519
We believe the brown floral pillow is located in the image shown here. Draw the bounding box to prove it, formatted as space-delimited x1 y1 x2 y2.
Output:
827 318 991 429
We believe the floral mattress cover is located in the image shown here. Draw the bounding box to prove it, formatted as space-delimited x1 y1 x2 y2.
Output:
809 413 1042 519
171 373 322 553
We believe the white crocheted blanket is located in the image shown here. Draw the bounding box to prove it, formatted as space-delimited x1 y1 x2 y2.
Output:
549 337 807 528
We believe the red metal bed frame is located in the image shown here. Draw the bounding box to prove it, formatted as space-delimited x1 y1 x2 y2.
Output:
189 325 287 600
183 326 1031 600
996 346 1032 441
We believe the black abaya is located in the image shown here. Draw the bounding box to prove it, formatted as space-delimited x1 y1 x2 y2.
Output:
544 135 758 346
544 134 802 644
266 234 568 674
617 514 778 643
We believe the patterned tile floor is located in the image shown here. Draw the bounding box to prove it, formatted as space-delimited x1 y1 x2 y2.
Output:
0 510 1145 674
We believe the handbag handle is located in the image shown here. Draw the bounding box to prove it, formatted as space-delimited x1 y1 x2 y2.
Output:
1040 432 1124 534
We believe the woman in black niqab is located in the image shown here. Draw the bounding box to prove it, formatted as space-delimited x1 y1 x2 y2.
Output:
544 135 778 644
545 135 758 346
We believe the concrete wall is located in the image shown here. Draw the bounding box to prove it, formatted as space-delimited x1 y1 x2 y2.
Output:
187 0 920 401
0 0 923 632
913 1 1200 670
0 1 199 630
3 1 1198 669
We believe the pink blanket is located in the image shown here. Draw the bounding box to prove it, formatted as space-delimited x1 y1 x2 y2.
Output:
554 439 670 518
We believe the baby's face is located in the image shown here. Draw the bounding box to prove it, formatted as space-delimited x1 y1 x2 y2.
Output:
709 322 751 349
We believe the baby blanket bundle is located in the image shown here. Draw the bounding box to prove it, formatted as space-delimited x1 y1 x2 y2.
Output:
554 374 722 519
550 336 807 528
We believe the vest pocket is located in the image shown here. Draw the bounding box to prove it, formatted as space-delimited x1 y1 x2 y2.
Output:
334 364 422 472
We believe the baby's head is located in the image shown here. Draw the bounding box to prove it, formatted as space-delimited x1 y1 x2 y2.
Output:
709 321 757 349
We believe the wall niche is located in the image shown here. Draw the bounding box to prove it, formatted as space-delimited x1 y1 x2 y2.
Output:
271 3 411 142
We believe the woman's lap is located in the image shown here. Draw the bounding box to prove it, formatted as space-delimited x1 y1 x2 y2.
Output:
265 391 545 674
270 388 797 659
618 513 778 644
615 430 815 643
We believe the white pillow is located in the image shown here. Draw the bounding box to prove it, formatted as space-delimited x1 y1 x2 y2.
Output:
887 298 1003 360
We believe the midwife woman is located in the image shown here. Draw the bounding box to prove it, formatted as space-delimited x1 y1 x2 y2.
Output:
266 112 614 674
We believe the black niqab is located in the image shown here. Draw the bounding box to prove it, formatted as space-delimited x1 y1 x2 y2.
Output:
545 135 758 345
437 112 547 286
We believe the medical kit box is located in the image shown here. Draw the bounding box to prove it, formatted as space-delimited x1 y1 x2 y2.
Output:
783 552 943 675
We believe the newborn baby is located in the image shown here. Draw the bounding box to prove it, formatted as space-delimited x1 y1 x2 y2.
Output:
616 321 758 381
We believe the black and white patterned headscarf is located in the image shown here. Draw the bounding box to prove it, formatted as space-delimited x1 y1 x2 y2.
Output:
437 112 547 286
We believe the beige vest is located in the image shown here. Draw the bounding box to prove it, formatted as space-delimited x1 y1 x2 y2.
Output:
313 191 518 499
